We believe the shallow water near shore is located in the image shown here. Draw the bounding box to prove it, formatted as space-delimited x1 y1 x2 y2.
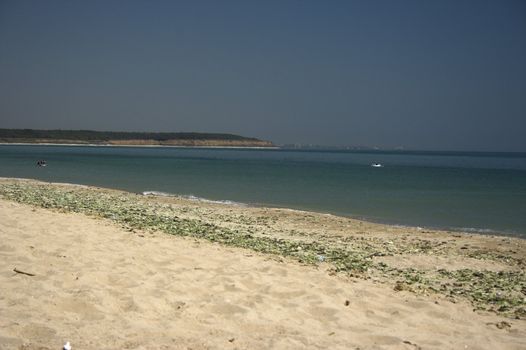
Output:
1 145 525 236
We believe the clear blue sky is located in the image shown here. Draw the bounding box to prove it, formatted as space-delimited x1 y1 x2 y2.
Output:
1 0 525 151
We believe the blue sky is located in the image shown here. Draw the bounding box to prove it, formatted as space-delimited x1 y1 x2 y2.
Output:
1 0 525 151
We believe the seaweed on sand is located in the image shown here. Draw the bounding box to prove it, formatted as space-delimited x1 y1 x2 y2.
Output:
1 181 524 319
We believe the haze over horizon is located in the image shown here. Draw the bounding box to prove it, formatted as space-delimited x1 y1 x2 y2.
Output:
1 1 525 152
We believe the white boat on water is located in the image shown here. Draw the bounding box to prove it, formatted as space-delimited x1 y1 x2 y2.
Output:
371 163 383 168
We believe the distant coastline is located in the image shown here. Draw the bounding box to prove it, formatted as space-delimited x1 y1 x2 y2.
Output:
0 142 278 149
0 128 275 148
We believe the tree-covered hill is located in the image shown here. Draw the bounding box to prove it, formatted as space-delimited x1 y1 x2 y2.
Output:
0 129 274 147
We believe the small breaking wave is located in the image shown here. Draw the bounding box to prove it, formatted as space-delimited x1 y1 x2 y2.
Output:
452 227 497 234
142 190 245 206
182 195 245 206
142 190 175 197
449 226 524 238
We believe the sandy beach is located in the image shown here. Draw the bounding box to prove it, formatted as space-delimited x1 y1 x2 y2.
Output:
1 179 525 349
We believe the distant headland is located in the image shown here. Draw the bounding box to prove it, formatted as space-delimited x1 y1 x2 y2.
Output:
0 129 275 148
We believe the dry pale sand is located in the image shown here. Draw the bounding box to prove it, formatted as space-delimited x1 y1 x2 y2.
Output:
1 199 525 350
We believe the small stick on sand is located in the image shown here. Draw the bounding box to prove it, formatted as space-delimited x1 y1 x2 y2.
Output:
13 267 36 276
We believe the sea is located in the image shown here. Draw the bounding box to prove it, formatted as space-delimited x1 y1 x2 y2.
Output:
1 145 525 237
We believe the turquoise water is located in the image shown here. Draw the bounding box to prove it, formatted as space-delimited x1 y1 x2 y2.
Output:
1 145 525 236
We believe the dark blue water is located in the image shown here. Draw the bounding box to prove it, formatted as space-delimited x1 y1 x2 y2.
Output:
1 145 525 236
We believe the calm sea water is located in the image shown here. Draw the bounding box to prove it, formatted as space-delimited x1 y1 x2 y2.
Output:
1 145 525 237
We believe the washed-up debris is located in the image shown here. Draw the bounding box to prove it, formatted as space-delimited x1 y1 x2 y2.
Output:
403 340 421 349
495 321 512 329
13 267 35 276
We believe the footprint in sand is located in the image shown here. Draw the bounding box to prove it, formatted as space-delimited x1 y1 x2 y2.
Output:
307 306 339 323
19 323 58 345
56 297 105 321
0 244 16 252
209 302 249 317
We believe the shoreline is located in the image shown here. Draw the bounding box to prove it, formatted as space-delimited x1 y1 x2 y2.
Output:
0 142 280 150
2 175 522 239
256 201 524 238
